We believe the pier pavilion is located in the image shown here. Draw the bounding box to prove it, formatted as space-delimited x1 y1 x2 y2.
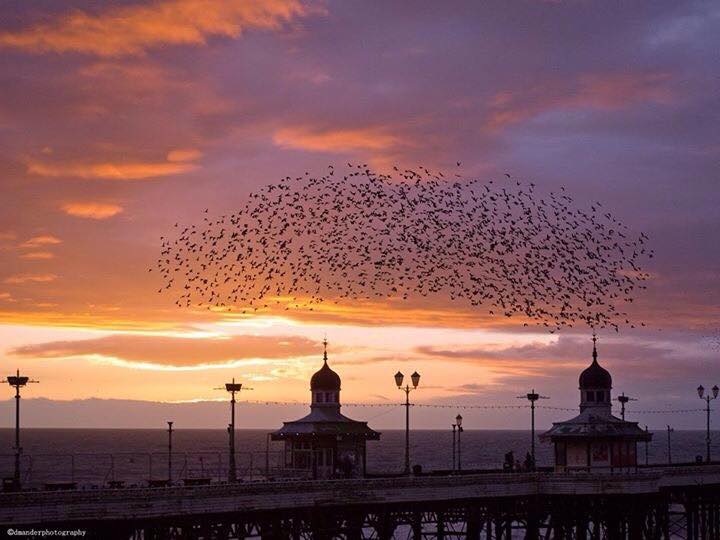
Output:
270 340 380 479
542 336 651 471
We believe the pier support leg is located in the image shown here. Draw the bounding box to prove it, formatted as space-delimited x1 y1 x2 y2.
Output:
291 516 302 540
688 500 698 540
263 516 287 540
495 519 504 540
436 511 445 540
574 518 587 540
412 511 423 540
346 514 363 540
525 501 540 540
376 513 395 540
465 507 480 540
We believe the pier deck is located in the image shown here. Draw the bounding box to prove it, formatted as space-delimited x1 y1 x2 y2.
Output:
2 464 720 539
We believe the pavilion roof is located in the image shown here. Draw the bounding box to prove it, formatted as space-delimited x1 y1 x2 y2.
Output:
270 408 380 440
540 409 651 442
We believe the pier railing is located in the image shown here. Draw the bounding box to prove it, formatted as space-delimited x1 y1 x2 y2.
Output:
2 464 720 538
2 450 719 492
0 450 309 490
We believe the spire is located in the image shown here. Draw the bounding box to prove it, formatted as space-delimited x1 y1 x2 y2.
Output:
323 335 328 364
592 331 598 363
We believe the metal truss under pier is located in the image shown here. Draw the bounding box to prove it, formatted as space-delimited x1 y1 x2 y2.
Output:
2 465 720 539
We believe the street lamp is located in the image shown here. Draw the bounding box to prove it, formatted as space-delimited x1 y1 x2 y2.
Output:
517 389 548 467
395 370 420 475
667 425 674 465
217 378 249 482
456 414 463 472
616 392 637 421
697 384 719 463
167 421 174 484
6 369 38 490
451 422 457 472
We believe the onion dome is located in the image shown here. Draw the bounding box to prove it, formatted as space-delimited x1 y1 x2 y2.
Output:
579 335 612 389
310 339 341 390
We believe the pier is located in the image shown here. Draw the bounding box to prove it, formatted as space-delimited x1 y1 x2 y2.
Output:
1 464 720 539
3 341 718 539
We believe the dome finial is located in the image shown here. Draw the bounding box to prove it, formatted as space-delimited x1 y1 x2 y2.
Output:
592 331 598 363
311 336 341 391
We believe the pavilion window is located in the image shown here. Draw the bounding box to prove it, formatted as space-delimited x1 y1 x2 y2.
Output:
586 391 595 402
316 392 324 403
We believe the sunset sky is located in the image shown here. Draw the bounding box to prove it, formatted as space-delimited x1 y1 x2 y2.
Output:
0 0 718 429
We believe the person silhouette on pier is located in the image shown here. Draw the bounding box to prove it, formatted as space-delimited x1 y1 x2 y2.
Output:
503 451 515 471
524 452 535 472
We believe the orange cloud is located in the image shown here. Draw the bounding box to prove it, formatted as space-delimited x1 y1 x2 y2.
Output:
4 273 58 284
20 235 62 248
167 148 203 162
485 72 673 131
20 251 55 260
10 333 320 368
274 126 402 153
577 72 673 108
28 160 196 180
0 0 307 56
62 202 124 219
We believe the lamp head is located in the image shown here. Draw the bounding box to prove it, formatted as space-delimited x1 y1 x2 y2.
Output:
411 371 421 388
394 371 404 388
698 385 705 399
455 414 463 427
7 376 29 387
225 382 242 392
713 385 719 399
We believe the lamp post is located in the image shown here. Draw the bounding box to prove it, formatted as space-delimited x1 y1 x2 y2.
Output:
697 384 719 463
265 432 271 477
167 421 173 484
456 414 463 471
6 370 38 490
451 423 457 472
518 389 548 466
221 378 245 482
645 425 649 466
666 425 674 465
395 370 420 475
617 392 637 421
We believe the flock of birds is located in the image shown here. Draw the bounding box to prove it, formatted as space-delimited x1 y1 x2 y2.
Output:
154 164 652 332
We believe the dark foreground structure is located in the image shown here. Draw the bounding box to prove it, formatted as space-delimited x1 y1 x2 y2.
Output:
1 464 719 539
542 338 651 471
271 342 380 479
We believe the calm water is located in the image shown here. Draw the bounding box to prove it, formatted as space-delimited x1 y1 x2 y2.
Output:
0 428 717 488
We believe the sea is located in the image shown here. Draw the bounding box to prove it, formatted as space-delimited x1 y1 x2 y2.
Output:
0 429 717 489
